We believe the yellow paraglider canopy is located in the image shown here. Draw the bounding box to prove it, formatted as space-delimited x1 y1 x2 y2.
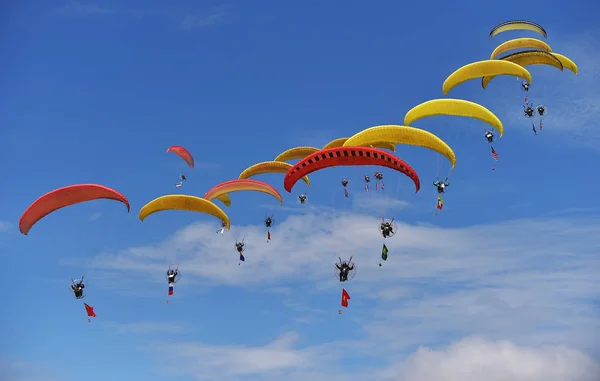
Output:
139 195 231 231
274 146 320 162
489 20 547 39
482 50 563 89
215 194 231 207
322 137 348 150
322 137 396 152
443 60 532 95
404 99 504 137
343 125 456 168
239 161 310 186
551 53 578 75
490 38 552 59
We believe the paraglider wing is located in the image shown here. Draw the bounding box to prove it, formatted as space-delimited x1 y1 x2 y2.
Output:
239 161 310 186
404 99 504 137
443 60 532 95
489 20 547 39
551 53 578 75
274 146 320 162
344 125 456 168
322 138 396 152
490 38 552 59
166 146 195 168
19 184 130 235
216 194 232 207
370 141 397 151
322 137 349 150
284 147 420 193
482 50 563 89
138 195 230 231
204 179 283 205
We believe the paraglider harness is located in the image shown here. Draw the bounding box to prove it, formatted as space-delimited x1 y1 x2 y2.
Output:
335 257 354 282
380 218 395 238
298 194 307 204
71 277 85 299
235 241 245 253
433 178 449 194
166 267 180 284
536 105 546 116
484 130 494 143
175 174 187 188
216 220 227 234
264 216 273 228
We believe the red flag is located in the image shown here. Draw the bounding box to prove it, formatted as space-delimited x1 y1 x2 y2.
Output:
84 303 96 322
341 288 350 307
267 231 271 241
344 188 348 198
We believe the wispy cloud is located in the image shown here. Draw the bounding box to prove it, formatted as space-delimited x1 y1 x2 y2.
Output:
60 1 113 16
181 5 231 30
151 331 334 379
352 193 409 213
0 220 10 232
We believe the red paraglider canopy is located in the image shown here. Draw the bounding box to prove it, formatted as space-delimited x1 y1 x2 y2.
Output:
166 146 195 168
19 184 130 235
283 147 420 193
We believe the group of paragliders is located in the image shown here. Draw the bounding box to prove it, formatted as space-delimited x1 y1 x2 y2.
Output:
17 20 578 319
522 85 548 135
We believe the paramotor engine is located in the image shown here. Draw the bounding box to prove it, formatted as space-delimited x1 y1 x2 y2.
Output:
334 258 356 282
380 218 397 239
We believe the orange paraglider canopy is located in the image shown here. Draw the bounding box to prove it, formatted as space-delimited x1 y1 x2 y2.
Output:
166 146 195 168
19 184 130 235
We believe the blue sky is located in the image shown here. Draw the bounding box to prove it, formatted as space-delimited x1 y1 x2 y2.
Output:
1 1 599 380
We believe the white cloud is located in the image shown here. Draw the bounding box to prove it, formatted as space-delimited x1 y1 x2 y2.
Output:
147 335 600 381
151 332 337 380
85 209 600 380
352 192 410 213
0 220 9 232
88 212 600 292
393 337 600 381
